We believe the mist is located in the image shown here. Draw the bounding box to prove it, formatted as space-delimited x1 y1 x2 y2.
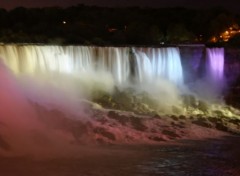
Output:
0 45 230 158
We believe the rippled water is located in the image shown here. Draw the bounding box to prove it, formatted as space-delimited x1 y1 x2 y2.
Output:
1 136 240 176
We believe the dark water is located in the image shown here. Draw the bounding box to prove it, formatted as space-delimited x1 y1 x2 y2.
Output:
1 136 240 176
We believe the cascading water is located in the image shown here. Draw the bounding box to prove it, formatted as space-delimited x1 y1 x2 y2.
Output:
204 48 225 98
0 45 184 87
0 45 227 104
206 48 224 83
0 44 185 154
1 44 240 160
0 43 227 110
133 47 183 85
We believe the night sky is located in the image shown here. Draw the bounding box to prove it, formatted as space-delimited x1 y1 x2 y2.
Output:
0 0 240 12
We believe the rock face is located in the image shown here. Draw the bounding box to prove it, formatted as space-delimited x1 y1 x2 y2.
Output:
31 101 240 146
88 86 240 143
225 48 240 85
93 87 158 115
221 48 240 109
225 75 240 109
1 99 239 153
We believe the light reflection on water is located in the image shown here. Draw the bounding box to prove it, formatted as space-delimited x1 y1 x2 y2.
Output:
0 136 240 176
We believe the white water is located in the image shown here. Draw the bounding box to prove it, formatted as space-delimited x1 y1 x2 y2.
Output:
133 47 183 85
206 48 224 83
0 45 228 110
0 45 184 86
204 48 225 99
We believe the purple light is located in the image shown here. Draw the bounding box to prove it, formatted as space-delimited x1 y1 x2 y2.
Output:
206 48 224 83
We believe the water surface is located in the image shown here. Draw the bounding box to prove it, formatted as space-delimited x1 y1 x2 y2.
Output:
1 136 240 176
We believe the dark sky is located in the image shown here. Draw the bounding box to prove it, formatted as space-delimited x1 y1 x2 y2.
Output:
0 0 240 12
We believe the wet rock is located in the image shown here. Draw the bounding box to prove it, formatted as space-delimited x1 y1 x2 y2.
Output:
162 130 180 138
92 92 112 108
228 118 240 125
208 117 240 133
171 122 185 129
215 123 229 132
107 111 129 125
140 103 151 112
94 127 116 141
93 87 163 114
108 111 121 119
170 115 178 121
112 90 134 110
150 129 158 133
198 100 209 112
148 136 166 142
130 116 147 131
213 110 224 117
108 111 147 131
209 117 222 124
97 117 108 124
189 116 194 120
179 115 186 120
196 114 204 118
153 114 161 119
192 119 213 128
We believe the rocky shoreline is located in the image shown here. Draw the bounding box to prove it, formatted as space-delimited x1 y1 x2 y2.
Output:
33 91 240 145
1 86 240 154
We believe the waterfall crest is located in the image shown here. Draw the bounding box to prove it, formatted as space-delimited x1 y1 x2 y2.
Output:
0 45 184 86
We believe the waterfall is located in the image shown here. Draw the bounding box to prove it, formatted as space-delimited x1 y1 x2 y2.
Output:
206 48 224 84
0 45 184 87
133 47 183 85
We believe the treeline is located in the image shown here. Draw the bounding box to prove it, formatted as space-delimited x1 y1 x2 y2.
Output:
0 5 239 45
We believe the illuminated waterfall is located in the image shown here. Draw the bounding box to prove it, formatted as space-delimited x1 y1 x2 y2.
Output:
206 48 224 83
133 47 183 85
0 45 184 86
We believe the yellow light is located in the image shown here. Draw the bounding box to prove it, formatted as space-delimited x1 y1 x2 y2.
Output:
220 35 222 38
63 21 66 24
225 31 229 35
211 37 217 42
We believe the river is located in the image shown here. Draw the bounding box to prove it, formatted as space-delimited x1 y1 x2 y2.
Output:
1 135 239 176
